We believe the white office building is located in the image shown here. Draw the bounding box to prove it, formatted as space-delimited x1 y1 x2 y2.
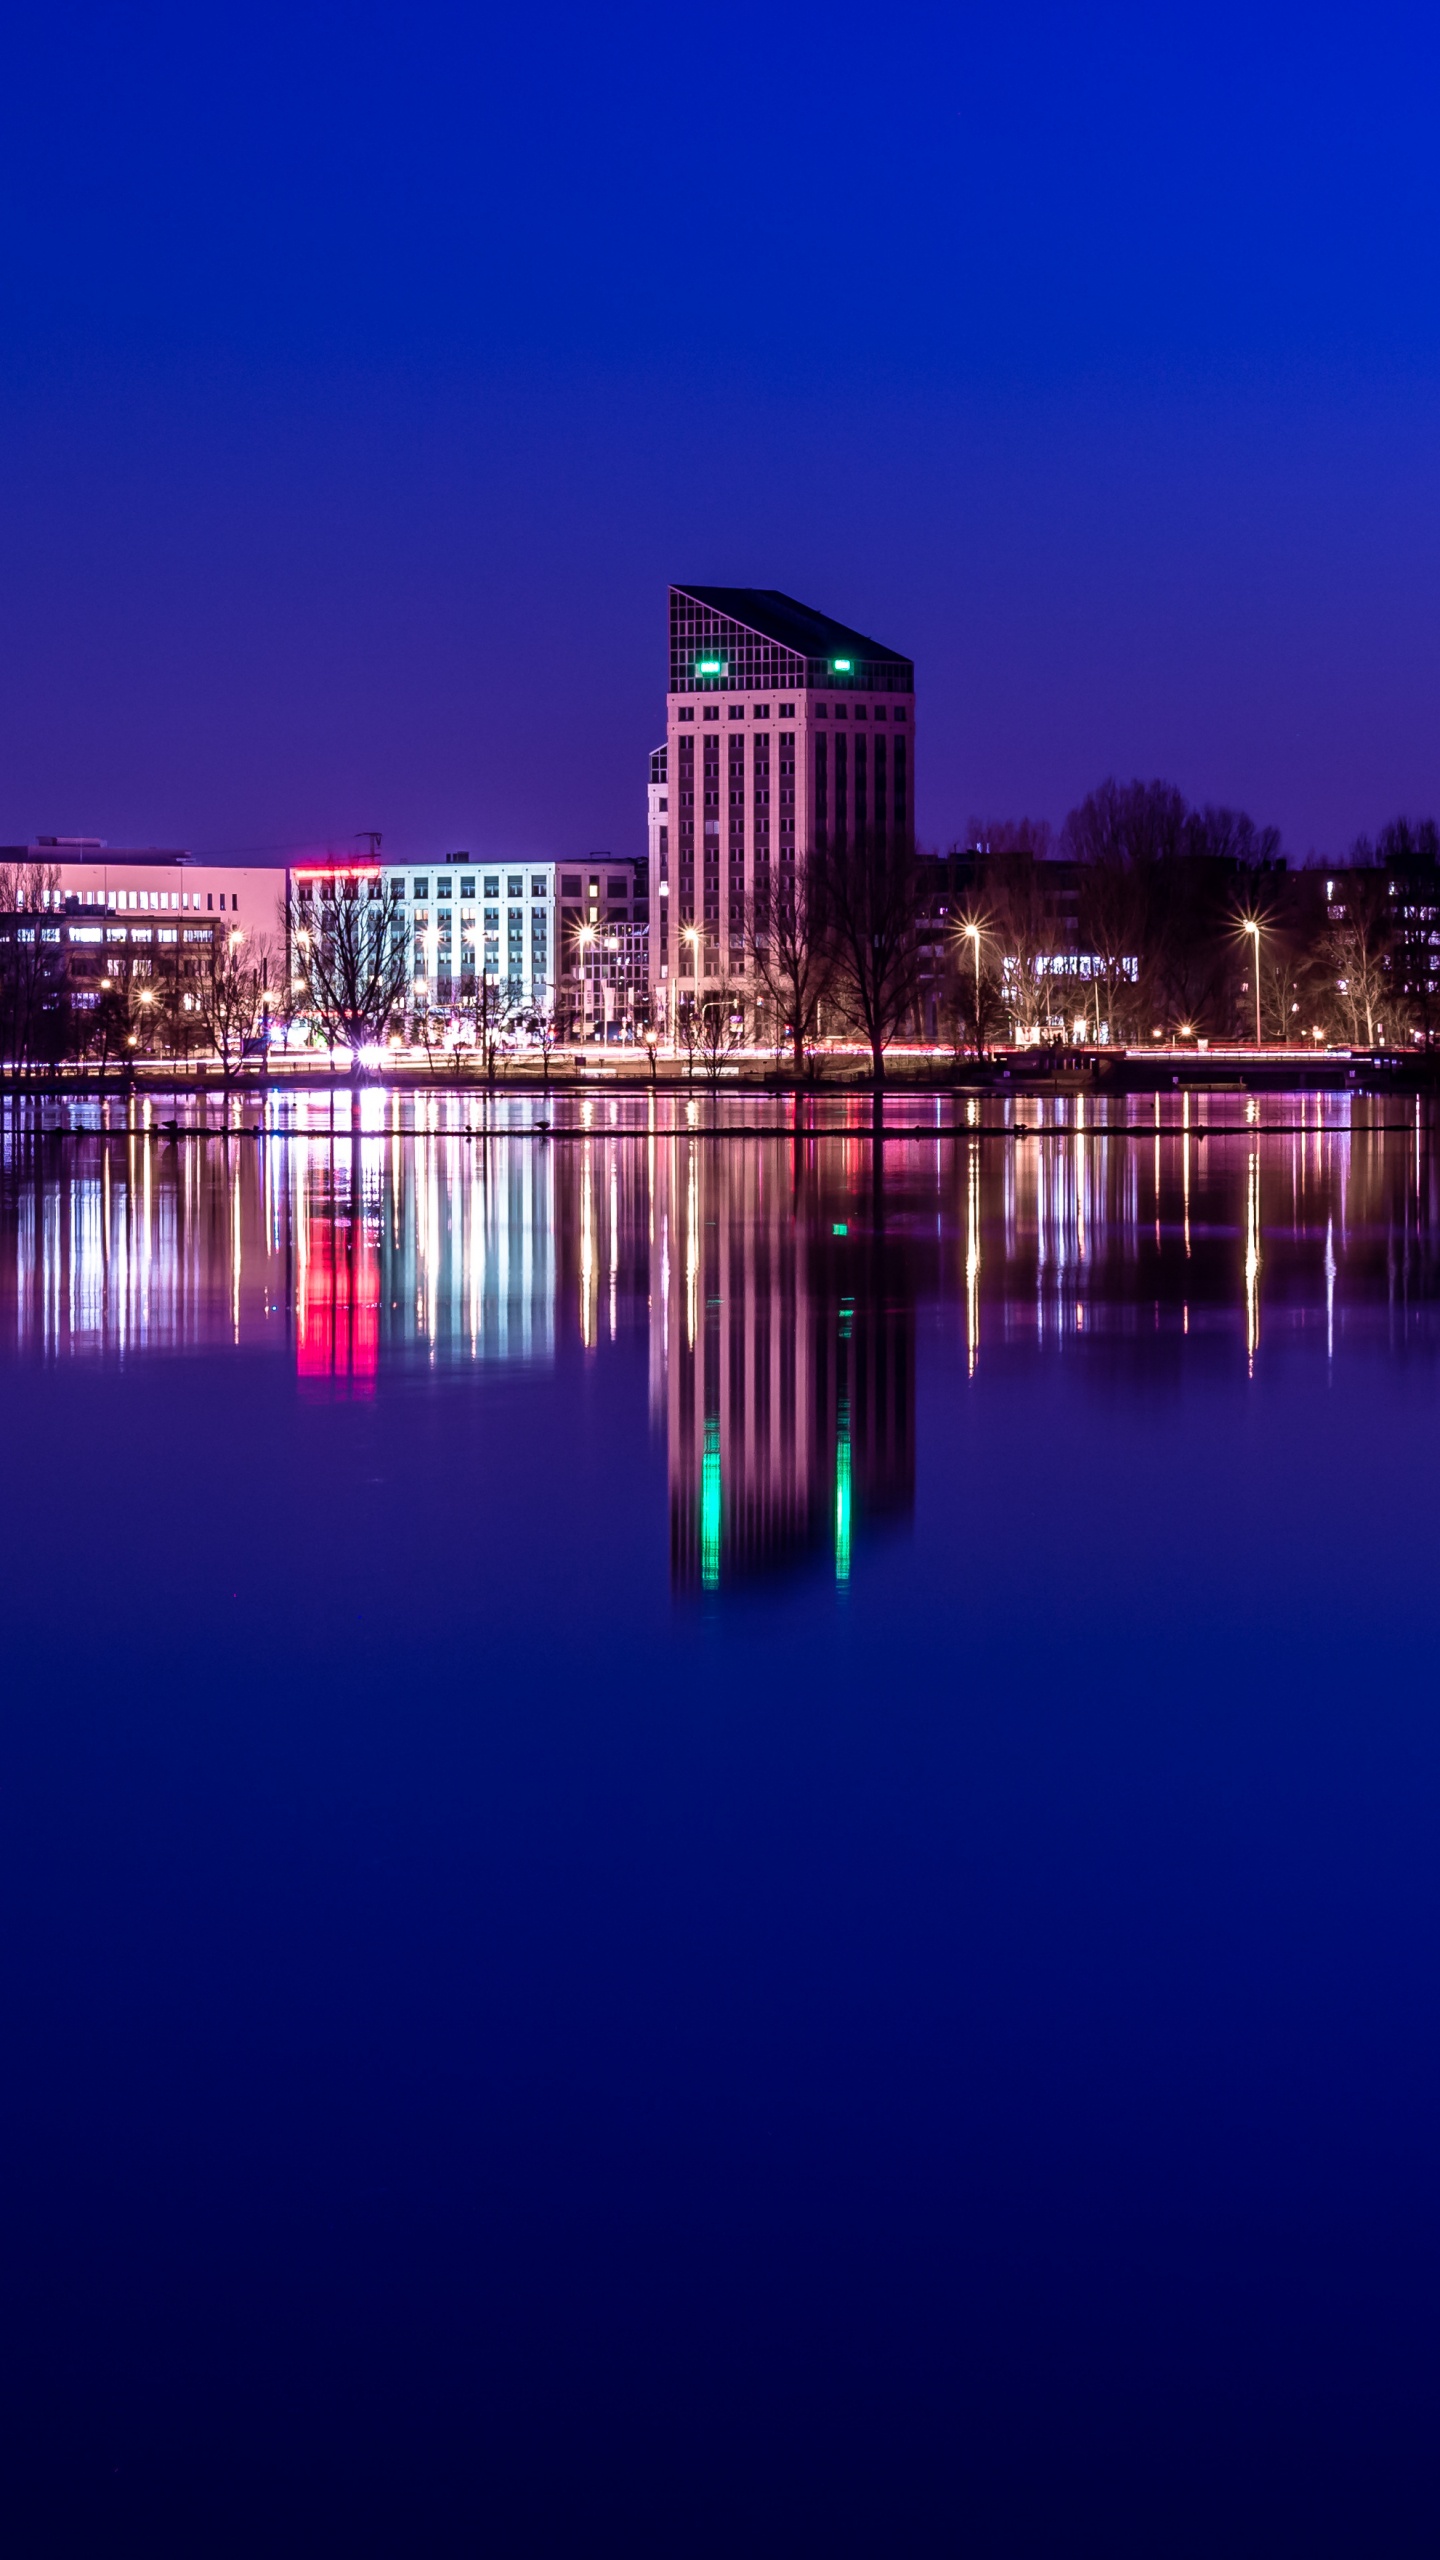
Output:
379 859 557 1012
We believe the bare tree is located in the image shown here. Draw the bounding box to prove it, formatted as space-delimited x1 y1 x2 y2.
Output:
1323 869 1395 1048
512 988 559 1094
674 999 702 1082
0 859 59 916
196 925 261 1078
745 857 833 1077
411 1001 451 1082
1063 779 1186 1040
694 993 747 1089
818 829 921 1096
466 975 518 1085
285 877 409 1057
1373 818 1440 1047
943 917 1009 1058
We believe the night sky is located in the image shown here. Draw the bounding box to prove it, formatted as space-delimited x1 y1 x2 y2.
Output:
4 2 1439 865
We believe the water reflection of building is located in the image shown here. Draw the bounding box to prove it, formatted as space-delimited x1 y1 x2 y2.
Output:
0 1103 559 1382
0 1119 286 1356
292 1113 556 1387
649 1137 915 1591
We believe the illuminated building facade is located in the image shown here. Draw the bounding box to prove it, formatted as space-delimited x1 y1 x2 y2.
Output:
383 857 556 1013
553 856 650 1039
656 588 915 1019
0 841 278 1016
287 858 559 1020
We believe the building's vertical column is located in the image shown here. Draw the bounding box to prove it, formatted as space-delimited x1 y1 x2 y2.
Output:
726 713 746 992
676 718 695 998
648 747 668 1021
778 713 796 873
894 705 912 836
701 713 720 984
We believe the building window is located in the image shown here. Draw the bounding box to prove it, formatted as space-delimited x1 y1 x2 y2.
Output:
438 878 452 897
484 875 499 895
414 879 429 898
461 876 476 897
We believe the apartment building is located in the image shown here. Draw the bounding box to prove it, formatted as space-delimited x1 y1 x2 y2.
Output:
655 588 915 1017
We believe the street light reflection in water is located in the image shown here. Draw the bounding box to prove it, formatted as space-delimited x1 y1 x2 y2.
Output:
0 1091 1435 1591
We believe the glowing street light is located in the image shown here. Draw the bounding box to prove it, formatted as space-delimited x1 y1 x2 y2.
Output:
1242 918 1262 1048
962 921 983 1059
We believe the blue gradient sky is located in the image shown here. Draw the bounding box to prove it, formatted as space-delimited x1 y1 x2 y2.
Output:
4 1 1439 865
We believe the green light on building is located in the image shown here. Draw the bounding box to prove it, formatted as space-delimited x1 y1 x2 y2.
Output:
701 1415 722 1588
832 657 853 673
695 657 727 677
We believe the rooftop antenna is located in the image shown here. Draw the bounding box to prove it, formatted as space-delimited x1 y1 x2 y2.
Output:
355 831 382 857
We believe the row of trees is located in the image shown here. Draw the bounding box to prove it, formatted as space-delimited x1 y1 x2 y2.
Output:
700 784 1440 1071
731 830 921 1082
956 789 1440 1051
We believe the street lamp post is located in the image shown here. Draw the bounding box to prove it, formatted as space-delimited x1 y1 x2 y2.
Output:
1244 919 1261 1048
964 923 982 1059
575 924 595 1044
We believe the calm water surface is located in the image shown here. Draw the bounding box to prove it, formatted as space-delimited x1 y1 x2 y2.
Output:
2 1087 1439 2555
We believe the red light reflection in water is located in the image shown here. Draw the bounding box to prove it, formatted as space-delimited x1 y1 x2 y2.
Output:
296 1179 379 1397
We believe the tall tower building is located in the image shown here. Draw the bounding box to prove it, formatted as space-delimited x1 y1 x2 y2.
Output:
654 587 915 1015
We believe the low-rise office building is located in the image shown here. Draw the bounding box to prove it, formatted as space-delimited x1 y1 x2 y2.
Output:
287 857 557 1017
0 841 279 1022
554 856 650 1039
